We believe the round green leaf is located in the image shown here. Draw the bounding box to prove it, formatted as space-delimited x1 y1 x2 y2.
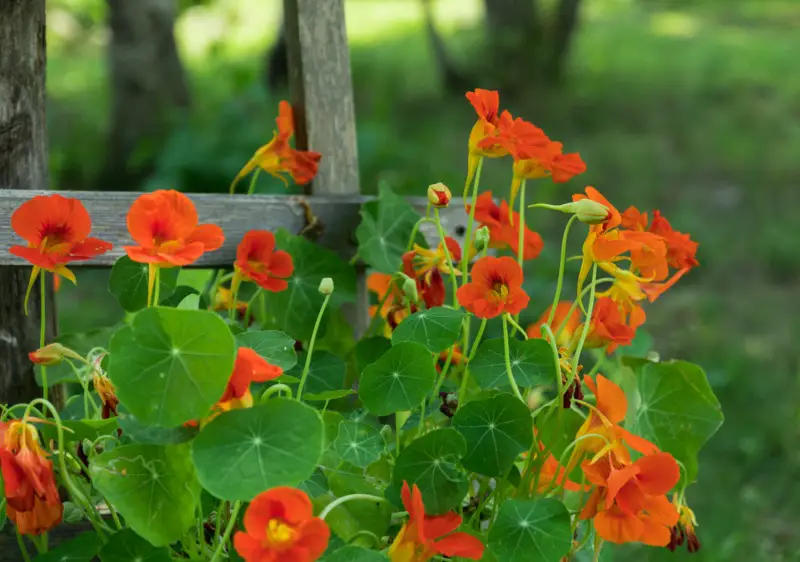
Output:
392 306 466 352
626 359 724 482
325 546 389 562
108 256 179 312
352 337 392 375
33 531 102 562
322 471 392 543
108 307 236 427
99 528 172 562
359 342 436 415
288 351 347 396
191 399 324 500
159 285 208 309
334 420 385 468
236 330 298 370
305 389 356 401
262 230 357 341
116 406 197 445
452 393 534 476
488 498 572 562
356 184 422 273
470 337 555 390
89 443 201 547
392 428 468 514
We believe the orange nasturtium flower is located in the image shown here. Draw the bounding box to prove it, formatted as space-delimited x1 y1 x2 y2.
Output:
495 117 586 211
231 101 322 193
582 296 641 354
389 481 485 562
580 451 680 546
465 89 510 192
403 237 462 309
0 420 63 535
232 230 294 295
124 189 225 304
10 194 112 313
469 191 544 260
457 256 530 319
526 301 580 346
234 487 330 562
367 272 406 336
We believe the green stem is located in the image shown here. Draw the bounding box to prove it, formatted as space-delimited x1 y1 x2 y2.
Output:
501 316 525 402
459 158 484 284
66 360 102 418
540 323 564 425
516 179 527 269
457 318 487 407
571 265 598 375
434 208 459 307
39 270 48 403
246 168 262 195
296 294 331 401
244 289 262 327
587 350 606 377
318 494 387 521
395 414 402 456
406 217 435 252
553 276 614 341
68 452 123 530
506 315 528 339
547 215 579 326
209 501 242 562
16 533 32 562
260 383 293 402
212 499 226 549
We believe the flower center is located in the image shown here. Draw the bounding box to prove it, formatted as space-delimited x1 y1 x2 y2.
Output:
265 518 296 548
491 281 509 300
39 223 72 248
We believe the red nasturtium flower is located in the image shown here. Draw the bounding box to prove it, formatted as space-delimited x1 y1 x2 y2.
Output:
233 230 294 294
9 194 112 313
389 482 484 562
124 190 225 304
234 487 329 562
231 101 322 192
469 191 544 260
457 256 529 319
0 420 63 535
403 237 462 308
583 297 641 354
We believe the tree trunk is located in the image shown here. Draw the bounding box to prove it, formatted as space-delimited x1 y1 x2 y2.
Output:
99 0 190 191
0 0 61 407
545 0 583 82
482 0 541 91
421 0 471 93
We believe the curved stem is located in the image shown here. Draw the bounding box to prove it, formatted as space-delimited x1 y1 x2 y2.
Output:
505 315 528 340
434 208 459 307
246 168 262 195
39 270 48 402
319 494 387 521
459 158 484 284
549 432 611 495
540 323 564 425
571 265 598 375
209 501 242 562
153 267 161 307
501 316 525 402
16 532 32 562
457 318 487 407
547 215 579 326
406 217 435 252
260 384 293 402
296 294 331 401
347 530 381 548
244 288 262 327
553 276 614 341
66 360 102 418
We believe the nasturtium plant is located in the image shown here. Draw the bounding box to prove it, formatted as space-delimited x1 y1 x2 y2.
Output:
3 91 719 562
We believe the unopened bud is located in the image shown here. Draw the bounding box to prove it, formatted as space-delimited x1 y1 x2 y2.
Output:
427 182 451 208
402 278 419 303
474 226 491 252
28 342 81 366
557 199 610 225
318 277 334 295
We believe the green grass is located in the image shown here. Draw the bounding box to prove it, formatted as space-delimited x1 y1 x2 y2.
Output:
44 0 800 559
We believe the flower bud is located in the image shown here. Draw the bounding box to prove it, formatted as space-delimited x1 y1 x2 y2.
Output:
427 182 451 208
318 277 334 295
28 342 80 366
402 278 419 303
474 226 491 252
557 199 610 225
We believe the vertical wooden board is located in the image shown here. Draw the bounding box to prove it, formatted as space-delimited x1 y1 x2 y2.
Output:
0 0 61 407
284 0 359 197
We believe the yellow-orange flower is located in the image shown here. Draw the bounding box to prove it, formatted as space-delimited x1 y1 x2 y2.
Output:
465 89 510 191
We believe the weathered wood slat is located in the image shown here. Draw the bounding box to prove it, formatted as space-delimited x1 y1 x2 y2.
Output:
0 190 470 266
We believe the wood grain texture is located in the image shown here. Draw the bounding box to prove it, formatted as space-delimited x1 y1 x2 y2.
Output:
0 191 471 266
0 0 61 407
284 0 359 196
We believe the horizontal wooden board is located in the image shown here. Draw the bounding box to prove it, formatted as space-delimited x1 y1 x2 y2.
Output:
0 190 470 266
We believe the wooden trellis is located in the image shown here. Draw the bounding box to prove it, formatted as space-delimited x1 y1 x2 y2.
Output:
0 0 468 409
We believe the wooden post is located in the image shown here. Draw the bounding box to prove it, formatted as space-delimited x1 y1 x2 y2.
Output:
284 0 368 335
0 0 61 407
